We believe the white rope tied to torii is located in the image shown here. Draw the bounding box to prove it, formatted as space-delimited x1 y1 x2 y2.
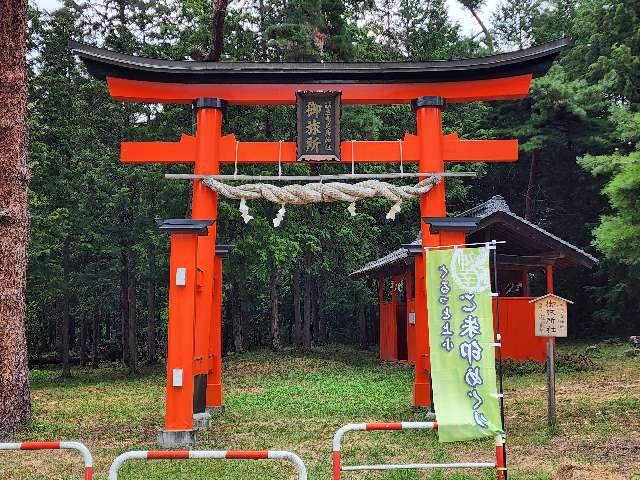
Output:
166 172 476 227
201 176 440 226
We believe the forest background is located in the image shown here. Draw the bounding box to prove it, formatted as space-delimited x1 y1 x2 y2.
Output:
25 0 639 375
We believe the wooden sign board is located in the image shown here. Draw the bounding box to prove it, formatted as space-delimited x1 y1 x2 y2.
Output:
530 294 572 337
296 91 341 162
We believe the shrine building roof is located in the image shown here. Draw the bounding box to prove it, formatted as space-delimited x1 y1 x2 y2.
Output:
351 195 597 277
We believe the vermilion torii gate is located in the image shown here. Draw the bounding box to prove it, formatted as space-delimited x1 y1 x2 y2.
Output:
71 38 567 446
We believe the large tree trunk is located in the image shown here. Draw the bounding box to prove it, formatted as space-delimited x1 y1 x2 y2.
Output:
292 261 303 346
146 278 157 364
127 271 138 373
0 0 31 438
61 240 72 378
269 269 280 350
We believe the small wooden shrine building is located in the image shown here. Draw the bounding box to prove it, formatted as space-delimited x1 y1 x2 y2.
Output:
352 195 597 363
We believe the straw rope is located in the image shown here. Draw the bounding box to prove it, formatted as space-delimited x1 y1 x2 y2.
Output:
201 176 440 226
202 177 439 205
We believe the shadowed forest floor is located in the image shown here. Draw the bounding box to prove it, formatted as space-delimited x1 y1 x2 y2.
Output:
2 342 639 480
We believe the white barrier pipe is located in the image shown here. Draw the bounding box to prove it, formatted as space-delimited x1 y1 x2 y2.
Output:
108 449 307 480
0 441 93 479
331 421 499 480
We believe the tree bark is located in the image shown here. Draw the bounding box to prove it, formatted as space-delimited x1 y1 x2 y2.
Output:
127 271 138 373
292 261 303 346
0 0 31 438
61 240 71 378
146 278 157 364
205 0 229 61
269 269 281 350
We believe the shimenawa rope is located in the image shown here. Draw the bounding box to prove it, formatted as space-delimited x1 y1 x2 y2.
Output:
202 176 440 227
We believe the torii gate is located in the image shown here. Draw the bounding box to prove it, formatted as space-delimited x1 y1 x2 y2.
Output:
70 38 568 447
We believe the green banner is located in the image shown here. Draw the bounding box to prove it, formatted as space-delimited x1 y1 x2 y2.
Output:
426 246 503 442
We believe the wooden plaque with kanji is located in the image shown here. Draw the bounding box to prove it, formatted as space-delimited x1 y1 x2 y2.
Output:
296 91 341 162
532 294 572 337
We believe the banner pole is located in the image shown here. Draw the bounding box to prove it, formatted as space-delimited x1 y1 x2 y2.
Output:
490 240 507 479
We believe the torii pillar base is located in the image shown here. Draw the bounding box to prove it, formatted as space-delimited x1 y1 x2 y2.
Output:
206 406 225 416
193 412 212 430
157 429 198 448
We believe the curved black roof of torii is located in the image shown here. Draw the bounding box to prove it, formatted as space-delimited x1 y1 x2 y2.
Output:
68 39 570 85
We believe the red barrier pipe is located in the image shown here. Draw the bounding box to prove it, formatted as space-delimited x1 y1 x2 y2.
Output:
225 450 269 459
332 451 342 480
147 450 190 459
365 422 403 430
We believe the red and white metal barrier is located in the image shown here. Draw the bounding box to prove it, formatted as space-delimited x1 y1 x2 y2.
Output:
332 422 505 480
108 449 307 480
0 441 93 480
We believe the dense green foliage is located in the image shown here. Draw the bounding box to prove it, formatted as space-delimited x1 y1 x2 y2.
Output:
25 0 639 372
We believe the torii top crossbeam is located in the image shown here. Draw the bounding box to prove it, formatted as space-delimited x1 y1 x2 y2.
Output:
69 39 568 105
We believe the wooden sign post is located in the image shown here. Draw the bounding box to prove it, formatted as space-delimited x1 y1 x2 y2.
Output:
530 294 573 426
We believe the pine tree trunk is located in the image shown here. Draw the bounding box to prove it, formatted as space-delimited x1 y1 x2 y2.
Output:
47 306 56 354
269 269 280 350
232 286 244 353
61 240 71 378
91 311 99 368
205 0 229 61
358 303 367 350
311 277 320 342
146 278 157 364
128 272 138 373
292 261 302 346
120 250 130 367
0 0 31 438
525 151 537 220
240 282 249 349
467 6 494 53
79 315 88 367
302 272 312 351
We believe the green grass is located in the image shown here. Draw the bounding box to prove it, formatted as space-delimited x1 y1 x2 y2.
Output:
2 343 640 479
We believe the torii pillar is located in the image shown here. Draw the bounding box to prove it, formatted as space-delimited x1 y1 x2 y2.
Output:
412 96 466 408
191 99 226 424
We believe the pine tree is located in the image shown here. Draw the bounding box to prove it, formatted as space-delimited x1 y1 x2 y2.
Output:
0 0 32 438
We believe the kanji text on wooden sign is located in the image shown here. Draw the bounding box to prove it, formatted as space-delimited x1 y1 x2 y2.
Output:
296 91 341 162
532 294 572 337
